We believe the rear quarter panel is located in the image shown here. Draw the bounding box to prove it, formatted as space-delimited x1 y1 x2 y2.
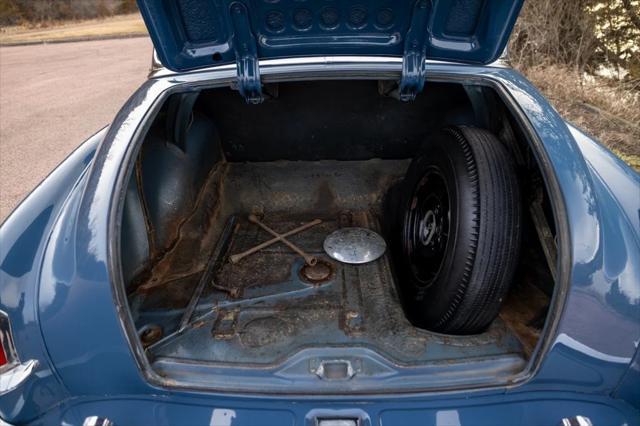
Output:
435 67 640 400
0 129 104 423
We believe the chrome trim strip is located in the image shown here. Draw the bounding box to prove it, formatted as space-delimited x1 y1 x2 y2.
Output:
83 416 115 426
560 416 594 426
0 360 38 396
0 310 38 396
148 53 510 79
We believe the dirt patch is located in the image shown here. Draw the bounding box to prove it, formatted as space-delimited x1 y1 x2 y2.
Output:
216 252 296 295
500 280 550 356
0 13 147 45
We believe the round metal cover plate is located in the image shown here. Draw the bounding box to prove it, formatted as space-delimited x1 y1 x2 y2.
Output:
323 227 386 264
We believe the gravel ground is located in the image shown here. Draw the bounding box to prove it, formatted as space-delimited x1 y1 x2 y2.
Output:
0 37 152 222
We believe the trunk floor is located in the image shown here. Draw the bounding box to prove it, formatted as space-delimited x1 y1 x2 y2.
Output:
149 211 524 367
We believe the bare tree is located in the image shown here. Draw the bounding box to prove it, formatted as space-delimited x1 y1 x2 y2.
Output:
621 0 640 30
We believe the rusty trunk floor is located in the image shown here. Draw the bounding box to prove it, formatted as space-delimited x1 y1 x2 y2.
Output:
147 211 524 367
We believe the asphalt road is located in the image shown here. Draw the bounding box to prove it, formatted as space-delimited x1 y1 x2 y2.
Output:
0 37 153 222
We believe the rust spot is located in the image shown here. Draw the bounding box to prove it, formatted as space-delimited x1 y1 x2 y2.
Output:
338 211 353 227
239 316 294 347
212 282 243 299
499 279 550 357
192 320 207 329
131 163 229 308
212 309 238 340
216 252 292 290
299 259 335 284
139 324 163 347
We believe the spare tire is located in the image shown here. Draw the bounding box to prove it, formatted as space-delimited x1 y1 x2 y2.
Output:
390 126 522 335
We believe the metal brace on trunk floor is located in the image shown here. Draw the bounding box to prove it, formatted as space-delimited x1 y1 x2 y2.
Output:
230 2 263 104
399 0 431 101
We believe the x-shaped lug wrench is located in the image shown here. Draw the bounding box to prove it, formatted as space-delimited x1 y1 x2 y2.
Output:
230 215 321 265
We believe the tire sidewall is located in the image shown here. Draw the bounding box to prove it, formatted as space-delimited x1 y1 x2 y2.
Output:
396 128 481 328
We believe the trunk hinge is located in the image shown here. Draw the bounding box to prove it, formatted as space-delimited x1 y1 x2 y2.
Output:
399 0 431 101
230 2 263 104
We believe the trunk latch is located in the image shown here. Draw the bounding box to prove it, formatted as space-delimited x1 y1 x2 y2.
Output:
399 0 431 101
230 2 263 104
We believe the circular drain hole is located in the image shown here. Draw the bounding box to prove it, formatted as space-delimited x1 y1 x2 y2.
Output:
300 259 334 284
240 317 294 348
138 324 163 347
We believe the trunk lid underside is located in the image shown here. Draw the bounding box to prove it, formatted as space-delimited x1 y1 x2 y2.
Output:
138 0 523 101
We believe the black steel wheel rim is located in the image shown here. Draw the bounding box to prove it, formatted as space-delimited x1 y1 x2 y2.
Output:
402 169 451 287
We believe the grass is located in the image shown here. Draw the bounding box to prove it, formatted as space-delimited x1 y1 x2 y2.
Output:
519 64 640 172
0 13 147 45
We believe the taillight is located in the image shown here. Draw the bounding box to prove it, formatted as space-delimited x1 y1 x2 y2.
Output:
0 310 15 368
0 338 7 366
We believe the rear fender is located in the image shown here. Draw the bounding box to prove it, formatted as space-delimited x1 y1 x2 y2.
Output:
0 128 104 423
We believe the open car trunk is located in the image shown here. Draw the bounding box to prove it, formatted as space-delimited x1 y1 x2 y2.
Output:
119 79 556 393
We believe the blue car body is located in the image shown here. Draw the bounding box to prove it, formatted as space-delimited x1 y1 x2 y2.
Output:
1 1 639 425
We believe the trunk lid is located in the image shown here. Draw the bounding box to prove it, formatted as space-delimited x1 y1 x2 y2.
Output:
138 0 522 102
